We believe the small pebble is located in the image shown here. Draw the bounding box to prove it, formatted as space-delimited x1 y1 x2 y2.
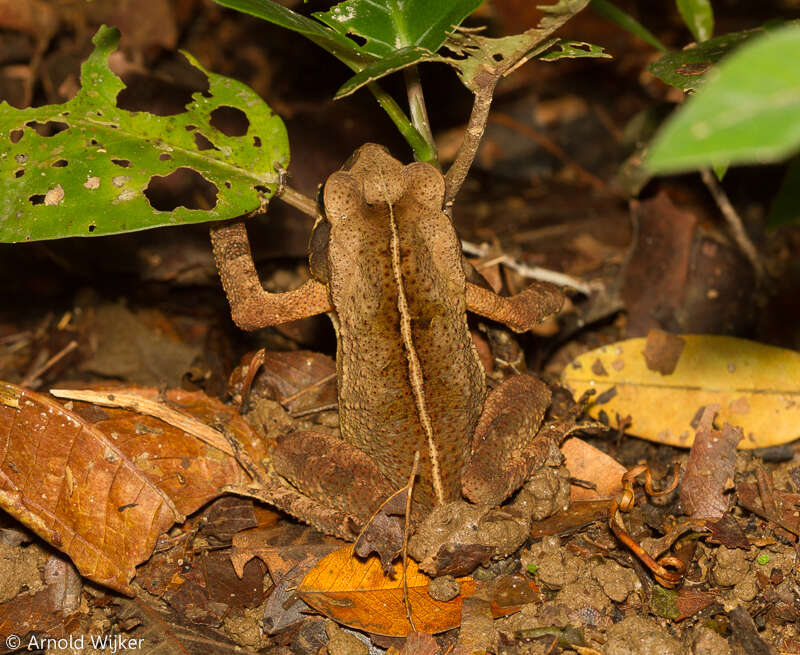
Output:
428 575 461 602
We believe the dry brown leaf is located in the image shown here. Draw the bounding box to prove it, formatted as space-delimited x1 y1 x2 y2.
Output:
562 335 800 448
453 594 495 655
675 588 717 621
0 584 78 648
529 499 611 539
231 525 346 635
560 437 626 500
353 481 411 574
0 381 180 593
0 383 264 593
248 350 337 414
680 406 741 519
64 387 266 518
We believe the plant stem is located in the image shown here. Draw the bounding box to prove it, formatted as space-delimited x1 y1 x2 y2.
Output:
699 168 764 283
277 184 319 219
444 79 497 207
403 66 438 167
367 81 434 162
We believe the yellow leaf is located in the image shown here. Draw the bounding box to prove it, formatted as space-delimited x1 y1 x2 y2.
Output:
561 335 800 449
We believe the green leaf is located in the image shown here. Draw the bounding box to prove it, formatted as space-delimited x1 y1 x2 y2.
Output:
650 585 679 619
446 0 590 93
314 0 484 58
675 0 714 42
213 0 373 70
647 24 800 174
767 157 800 229
648 27 764 93
539 39 612 61
336 47 447 99
589 0 667 52
0 26 289 243
211 0 431 159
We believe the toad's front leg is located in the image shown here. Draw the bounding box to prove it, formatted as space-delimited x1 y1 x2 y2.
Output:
210 220 331 330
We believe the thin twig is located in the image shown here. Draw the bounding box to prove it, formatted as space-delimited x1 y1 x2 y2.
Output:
700 168 764 283
49 388 235 456
21 340 78 388
402 451 421 633
277 184 320 219
289 403 338 419
444 82 497 207
461 240 592 294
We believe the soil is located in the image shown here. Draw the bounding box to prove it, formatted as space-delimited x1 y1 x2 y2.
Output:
1 1 800 654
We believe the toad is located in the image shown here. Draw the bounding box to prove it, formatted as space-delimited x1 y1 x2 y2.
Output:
211 144 563 538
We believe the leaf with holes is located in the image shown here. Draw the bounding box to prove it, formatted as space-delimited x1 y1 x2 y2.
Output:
445 0 590 93
539 39 612 61
0 25 289 242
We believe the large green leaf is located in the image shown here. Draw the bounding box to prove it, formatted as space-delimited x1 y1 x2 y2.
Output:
213 0 373 70
675 0 713 42
314 0 484 57
211 0 431 158
0 26 289 243
647 24 800 173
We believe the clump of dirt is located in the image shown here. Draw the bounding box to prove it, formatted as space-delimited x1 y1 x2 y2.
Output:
603 615 681 655
409 501 530 576
511 457 571 521
591 559 640 603
689 626 732 655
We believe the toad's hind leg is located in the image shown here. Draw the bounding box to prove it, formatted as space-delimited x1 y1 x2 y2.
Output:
461 374 552 506
272 431 395 524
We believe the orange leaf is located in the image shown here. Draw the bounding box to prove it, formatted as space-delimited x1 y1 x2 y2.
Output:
64 387 267 517
561 437 626 500
298 546 537 636
298 546 474 636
